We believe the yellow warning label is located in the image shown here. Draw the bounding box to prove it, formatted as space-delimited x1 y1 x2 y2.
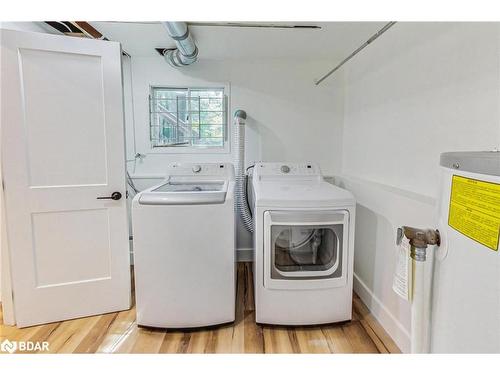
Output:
448 175 500 251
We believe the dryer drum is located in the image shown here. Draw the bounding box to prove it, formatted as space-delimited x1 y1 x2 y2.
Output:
274 227 338 272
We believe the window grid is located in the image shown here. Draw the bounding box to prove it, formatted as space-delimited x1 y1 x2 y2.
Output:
149 87 227 148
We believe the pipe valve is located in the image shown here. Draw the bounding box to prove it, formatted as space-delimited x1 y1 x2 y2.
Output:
397 226 440 261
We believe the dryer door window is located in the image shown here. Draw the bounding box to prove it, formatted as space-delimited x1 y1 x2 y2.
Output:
264 210 349 283
272 225 342 276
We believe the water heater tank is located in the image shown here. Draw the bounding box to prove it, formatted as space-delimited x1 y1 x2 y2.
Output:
431 151 500 353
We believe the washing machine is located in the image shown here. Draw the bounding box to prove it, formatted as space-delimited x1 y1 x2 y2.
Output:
132 163 235 328
251 162 356 325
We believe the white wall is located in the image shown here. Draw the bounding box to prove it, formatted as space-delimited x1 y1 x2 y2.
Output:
340 22 500 352
125 57 345 250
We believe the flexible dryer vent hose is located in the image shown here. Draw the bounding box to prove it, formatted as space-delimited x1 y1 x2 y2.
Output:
234 110 254 233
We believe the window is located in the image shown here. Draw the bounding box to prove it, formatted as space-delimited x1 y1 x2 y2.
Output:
149 87 227 149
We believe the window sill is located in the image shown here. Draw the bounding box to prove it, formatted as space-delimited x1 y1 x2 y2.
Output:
146 145 231 155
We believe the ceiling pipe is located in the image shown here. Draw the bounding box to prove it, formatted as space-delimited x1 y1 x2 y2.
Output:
314 21 396 86
161 22 199 67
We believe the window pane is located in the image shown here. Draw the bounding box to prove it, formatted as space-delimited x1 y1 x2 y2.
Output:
192 138 224 147
150 87 225 148
200 125 223 138
190 113 200 125
200 111 224 125
177 111 192 123
153 88 186 113
189 96 200 111
200 97 223 111
191 89 222 98
161 125 174 142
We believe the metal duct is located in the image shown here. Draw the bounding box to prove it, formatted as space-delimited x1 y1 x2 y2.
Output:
161 22 199 67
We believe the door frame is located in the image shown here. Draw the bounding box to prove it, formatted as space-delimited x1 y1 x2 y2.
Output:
0 169 15 326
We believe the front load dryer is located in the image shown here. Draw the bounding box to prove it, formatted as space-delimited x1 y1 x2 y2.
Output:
251 162 356 325
132 163 235 328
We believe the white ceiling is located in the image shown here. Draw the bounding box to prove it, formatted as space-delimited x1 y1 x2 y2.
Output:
90 21 387 61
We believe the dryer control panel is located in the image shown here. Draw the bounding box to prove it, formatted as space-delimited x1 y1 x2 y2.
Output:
253 162 322 181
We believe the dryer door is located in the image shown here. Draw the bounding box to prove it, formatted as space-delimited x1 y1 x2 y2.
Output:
263 210 349 290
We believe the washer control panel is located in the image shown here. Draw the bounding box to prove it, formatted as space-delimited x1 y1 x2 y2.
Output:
166 163 235 179
253 162 321 180
280 165 291 173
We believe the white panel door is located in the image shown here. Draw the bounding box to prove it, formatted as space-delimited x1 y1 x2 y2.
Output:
1 29 131 327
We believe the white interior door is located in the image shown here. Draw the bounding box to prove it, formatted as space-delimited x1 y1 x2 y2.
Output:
1 29 131 327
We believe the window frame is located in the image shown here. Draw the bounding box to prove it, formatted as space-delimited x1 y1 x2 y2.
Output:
148 84 231 154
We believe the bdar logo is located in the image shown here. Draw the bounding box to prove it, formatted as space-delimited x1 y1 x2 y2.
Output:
1 339 17 354
0 339 49 353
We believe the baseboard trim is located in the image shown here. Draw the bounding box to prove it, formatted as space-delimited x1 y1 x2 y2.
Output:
236 248 253 262
353 272 410 353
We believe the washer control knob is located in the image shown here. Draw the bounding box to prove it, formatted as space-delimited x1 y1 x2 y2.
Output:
192 165 202 173
280 165 290 173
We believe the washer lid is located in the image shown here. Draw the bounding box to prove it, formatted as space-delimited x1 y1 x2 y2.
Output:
138 180 228 205
153 181 225 193
253 181 355 208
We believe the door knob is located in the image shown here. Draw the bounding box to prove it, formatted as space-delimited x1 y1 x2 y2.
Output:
97 192 122 201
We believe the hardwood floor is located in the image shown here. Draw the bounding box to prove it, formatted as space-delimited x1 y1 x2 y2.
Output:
0 263 400 354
